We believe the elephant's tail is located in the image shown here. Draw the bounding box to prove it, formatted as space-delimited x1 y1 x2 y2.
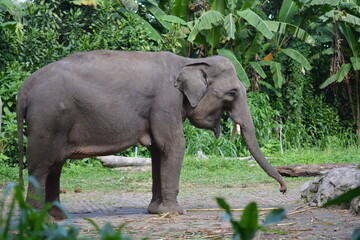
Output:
16 84 27 189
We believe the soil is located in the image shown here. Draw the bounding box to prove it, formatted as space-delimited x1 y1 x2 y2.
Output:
59 170 360 240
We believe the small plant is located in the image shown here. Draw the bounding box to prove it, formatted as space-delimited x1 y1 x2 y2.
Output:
0 177 133 240
86 218 132 240
216 198 286 240
0 177 78 240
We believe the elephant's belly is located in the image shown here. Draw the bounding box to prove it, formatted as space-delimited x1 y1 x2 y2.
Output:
67 142 136 159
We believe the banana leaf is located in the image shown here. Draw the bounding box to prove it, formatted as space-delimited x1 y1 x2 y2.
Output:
238 9 274 40
188 10 224 42
281 48 312 70
265 21 315 45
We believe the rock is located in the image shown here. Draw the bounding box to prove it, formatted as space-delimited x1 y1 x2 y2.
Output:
196 151 208 159
301 167 360 215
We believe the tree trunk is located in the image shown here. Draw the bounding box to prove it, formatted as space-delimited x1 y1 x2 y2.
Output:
275 163 359 177
97 156 151 167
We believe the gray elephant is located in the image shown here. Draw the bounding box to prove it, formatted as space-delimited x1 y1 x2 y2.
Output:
16 50 287 220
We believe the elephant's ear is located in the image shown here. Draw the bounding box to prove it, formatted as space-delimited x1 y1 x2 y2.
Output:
175 64 208 108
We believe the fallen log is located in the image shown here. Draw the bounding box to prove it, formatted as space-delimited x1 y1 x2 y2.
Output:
275 163 359 177
97 155 151 167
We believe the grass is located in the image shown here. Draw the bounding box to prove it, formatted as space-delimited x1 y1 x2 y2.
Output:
1 147 359 194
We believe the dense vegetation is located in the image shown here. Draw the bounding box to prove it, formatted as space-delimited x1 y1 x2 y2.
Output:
0 0 359 164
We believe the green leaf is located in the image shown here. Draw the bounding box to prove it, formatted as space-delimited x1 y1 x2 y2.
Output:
336 63 352 82
262 208 286 226
351 57 360 71
265 21 315 45
160 15 187 25
259 61 284 88
140 0 171 30
0 0 15 9
281 48 312 70
188 10 224 42
0 21 17 29
244 32 264 63
224 13 236 40
211 0 225 14
320 63 352 89
238 9 274 39
240 0 257 10
216 197 232 215
323 186 360 207
217 48 250 87
306 0 339 6
204 27 222 55
239 202 259 240
320 74 338 89
250 62 266 78
352 227 360 240
325 10 360 27
258 80 282 97
272 62 284 88
279 0 298 23
339 23 359 57
172 0 190 21
310 47 334 60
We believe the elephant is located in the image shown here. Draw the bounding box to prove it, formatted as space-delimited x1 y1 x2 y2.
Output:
16 50 287 220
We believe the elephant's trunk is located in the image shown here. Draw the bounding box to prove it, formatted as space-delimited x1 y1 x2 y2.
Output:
228 84 287 193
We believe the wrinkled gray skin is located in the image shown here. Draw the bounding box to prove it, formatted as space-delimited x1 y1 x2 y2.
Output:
17 50 287 220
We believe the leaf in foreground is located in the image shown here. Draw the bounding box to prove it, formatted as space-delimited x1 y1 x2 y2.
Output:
322 186 360 207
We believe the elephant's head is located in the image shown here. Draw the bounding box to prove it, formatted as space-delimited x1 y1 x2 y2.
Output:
175 56 287 193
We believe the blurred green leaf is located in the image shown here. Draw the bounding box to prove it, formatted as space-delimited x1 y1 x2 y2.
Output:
262 208 286 226
323 186 360 207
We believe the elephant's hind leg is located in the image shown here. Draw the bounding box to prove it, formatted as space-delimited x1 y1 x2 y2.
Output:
46 161 67 220
26 135 67 219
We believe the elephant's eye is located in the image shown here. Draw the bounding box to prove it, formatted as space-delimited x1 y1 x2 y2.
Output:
224 89 237 103
226 89 237 98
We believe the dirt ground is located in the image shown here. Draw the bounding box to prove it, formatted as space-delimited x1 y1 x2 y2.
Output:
58 174 360 240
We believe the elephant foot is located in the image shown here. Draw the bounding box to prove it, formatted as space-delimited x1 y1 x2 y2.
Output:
148 198 162 214
148 199 184 214
158 201 185 214
48 205 67 220
148 192 184 214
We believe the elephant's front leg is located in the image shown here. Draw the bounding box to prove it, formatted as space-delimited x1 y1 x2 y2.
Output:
158 144 185 214
148 119 185 214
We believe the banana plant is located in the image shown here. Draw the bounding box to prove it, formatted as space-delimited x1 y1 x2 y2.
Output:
301 0 360 145
186 0 313 92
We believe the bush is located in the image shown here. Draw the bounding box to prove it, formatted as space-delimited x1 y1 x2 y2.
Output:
0 177 133 240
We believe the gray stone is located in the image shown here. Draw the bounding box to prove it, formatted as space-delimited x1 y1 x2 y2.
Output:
301 167 360 215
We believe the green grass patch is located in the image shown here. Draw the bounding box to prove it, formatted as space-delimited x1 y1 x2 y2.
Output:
275 147 360 165
1 147 359 194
